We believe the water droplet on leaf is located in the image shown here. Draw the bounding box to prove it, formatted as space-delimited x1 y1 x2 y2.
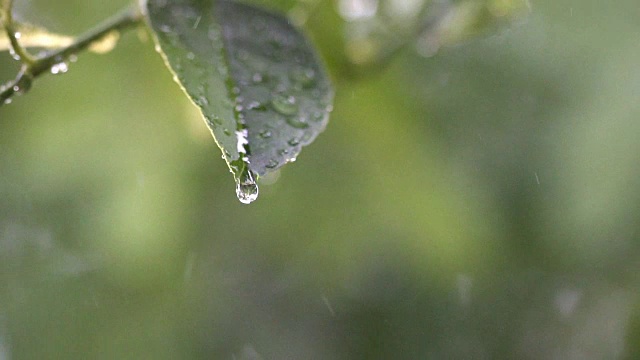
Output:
290 67 316 87
286 115 310 129
259 129 272 138
271 94 298 115
247 101 266 111
266 159 279 168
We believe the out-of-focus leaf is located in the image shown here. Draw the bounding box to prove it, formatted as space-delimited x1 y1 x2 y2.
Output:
0 22 119 54
0 22 75 51
143 0 333 203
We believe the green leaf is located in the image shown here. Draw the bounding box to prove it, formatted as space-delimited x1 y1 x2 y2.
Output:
143 0 334 203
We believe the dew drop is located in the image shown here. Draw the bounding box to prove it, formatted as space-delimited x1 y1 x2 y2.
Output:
259 130 272 139
286 115 310 129
247 101 267 111
290 67 316 87
197 96 209 106
235 169 259 204
50 62 69 75
266 159 279 169
3 98 12 105
271 94 298 116
9 48 20 61
252 73 264 83
301 131 313 143
312 111 325 122
288 138 300 146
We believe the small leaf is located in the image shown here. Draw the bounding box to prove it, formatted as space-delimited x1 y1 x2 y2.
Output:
143 0 334 203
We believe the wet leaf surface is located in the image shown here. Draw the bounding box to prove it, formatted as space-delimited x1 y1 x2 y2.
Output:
144 0 333 203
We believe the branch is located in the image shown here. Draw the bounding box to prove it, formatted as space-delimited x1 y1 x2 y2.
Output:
0 4 143 106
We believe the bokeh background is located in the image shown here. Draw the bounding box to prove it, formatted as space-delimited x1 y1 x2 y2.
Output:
2 0 640 358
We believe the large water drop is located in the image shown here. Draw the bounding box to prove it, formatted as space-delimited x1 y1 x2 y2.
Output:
235 169 259 204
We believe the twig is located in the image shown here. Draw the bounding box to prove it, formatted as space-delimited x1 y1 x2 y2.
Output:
0 4 143 106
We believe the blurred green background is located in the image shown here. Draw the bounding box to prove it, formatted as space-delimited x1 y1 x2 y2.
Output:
2 0 640 358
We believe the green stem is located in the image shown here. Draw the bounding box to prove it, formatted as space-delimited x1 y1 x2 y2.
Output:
1 0 37 65
0 4 144 106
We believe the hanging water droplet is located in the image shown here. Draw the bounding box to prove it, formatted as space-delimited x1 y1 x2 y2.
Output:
271 94 298 115
9 48 20 61
50 62 69 75
235 169 259 204
12 72 32 95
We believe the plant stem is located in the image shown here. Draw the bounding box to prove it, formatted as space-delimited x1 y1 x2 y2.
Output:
0 4 144 106
2 0 37 65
